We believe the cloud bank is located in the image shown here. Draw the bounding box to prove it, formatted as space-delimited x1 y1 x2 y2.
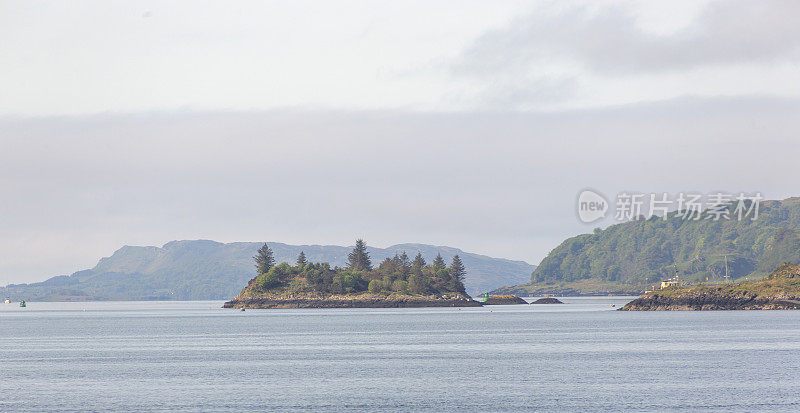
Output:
2 96 799 283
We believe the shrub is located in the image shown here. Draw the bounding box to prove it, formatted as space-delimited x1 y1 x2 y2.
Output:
408 274 429 294
342 274 360 293
257 272 280 291
288 277 310 294
391 280 408 293
368 279 383 293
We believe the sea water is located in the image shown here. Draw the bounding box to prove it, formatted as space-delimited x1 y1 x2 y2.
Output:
2 297 800 411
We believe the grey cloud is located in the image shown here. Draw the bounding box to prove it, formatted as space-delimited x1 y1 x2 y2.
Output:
455 0 800 76
475 76 577 109
1 96 799 284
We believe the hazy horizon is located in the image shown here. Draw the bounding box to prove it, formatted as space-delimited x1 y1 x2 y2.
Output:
3 0 800 284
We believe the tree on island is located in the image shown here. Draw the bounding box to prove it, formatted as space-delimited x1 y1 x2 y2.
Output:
399 251 411 269
254 243 275 275
432 253 446 270
347 239 373 271
296 251 308 268
450 255 467 293
249 239 468 297
412 252 426 269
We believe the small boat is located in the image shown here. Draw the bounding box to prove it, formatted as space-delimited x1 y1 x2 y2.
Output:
19 300 26 308
3 298 10 304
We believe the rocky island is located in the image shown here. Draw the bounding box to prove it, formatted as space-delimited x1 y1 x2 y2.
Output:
619 263 800 311
224 240 481 309
481 295 528 305
530 297 564 304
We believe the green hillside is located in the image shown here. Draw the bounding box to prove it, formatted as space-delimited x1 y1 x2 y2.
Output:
499 197 800 295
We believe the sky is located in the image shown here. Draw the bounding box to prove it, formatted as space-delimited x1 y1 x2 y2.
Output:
1 0 800 284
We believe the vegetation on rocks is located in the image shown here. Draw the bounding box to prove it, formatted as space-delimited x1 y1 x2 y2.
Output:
224 239 477 308
620 263 800 311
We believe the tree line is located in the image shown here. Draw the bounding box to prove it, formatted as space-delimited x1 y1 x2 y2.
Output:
532 199 800 286
252 239 467 295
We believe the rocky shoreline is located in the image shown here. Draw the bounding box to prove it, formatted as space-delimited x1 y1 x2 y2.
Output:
530 297 564 304
223 292 482 309
619 263 800 311
619 293 800 311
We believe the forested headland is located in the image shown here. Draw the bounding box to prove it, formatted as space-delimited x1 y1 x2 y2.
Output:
495 197 800 296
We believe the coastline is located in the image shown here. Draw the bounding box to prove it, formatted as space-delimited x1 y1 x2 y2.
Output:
619 264 800 311
223 292 482 309
619 293 800 311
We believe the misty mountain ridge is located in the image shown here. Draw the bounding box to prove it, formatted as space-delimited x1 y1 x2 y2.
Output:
2 240 535 300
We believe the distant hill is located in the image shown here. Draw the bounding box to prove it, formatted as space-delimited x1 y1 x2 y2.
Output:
495 197 800 295
1 241 534 301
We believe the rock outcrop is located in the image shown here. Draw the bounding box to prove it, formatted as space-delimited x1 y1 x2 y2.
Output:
530 297 564 304
482 295 528 305
620 263 800 311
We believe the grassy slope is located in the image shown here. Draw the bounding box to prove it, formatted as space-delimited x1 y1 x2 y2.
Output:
653 263 800 300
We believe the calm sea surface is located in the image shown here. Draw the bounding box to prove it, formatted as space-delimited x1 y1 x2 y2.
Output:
3 297 800 412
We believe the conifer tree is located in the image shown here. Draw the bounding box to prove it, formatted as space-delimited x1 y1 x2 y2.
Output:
399 251 411 268
254 243 275 275
450 255 467 293
412 252 426 269
450 255 466 282
391 253 402 268
397 251 410 276
347 239 373 271
432 253 446 270
296 251 308 267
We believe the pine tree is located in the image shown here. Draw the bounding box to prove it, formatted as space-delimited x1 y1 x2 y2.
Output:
412 252 426 269
449 255 467 293
391 253 402 268
347 239 373 271
254 243 275 275
399 251 411 268
395 251 409 276
296 251 308 268
432 253 446 270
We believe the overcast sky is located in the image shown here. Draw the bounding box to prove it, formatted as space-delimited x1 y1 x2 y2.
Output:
2 0 800 284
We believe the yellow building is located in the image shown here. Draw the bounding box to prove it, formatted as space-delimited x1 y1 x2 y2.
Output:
660 277 684 290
